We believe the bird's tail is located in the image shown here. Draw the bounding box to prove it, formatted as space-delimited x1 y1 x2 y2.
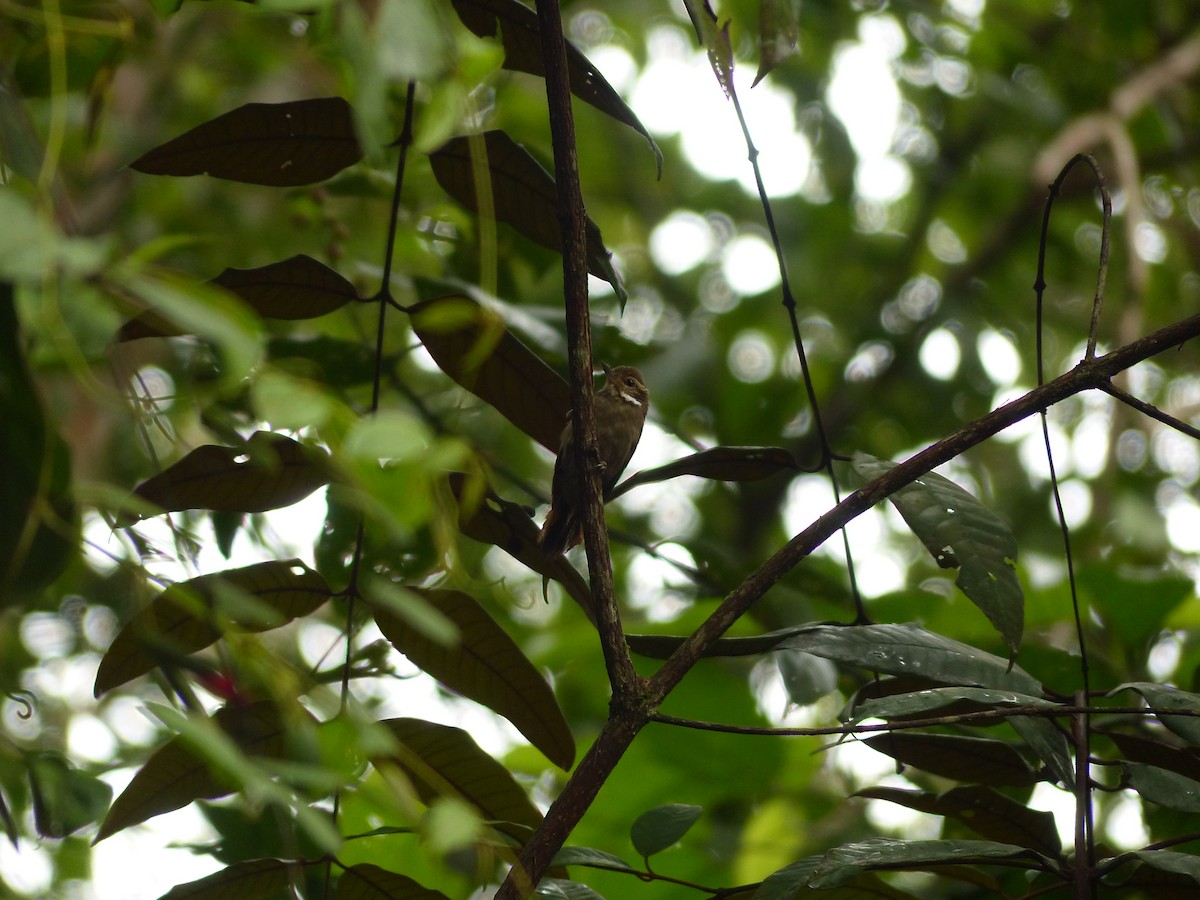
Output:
538 506 581 557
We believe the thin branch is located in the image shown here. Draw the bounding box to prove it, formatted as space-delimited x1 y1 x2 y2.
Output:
1099 382 1200 441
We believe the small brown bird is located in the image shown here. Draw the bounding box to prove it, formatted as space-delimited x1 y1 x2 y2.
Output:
538 365 649 556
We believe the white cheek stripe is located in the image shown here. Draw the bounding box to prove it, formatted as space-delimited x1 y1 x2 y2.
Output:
618 390 643 406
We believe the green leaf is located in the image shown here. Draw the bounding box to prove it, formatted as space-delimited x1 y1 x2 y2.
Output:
1111 683 1200 746
852 453 1024 659
856 786 1062 856
369 588 575 770
131 97 362 186
365 581 460 647
754 0 801 86
119 431 331 525
375 718 542 841
336 863 450 899
157 858 309 900
808 838 1044 889
28 755 112 839
862 732 1041 786
0 284 76 604
411 294 570 453
1102 729 1200 783
1009 715 1075 788
776 649 839 707
95 702 291 842
847 686 1056 722
1124 762 1200 813
450 0 661 176
627 625 812 659
94 559 331 696
1124 851 1200 885
550 846 637 873
781 623 1042 695
630 803 703 858
610 446 799 500
428 131 626 302
533 879 605 900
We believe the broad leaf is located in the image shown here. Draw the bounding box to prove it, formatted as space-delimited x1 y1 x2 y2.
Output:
369 588 575 770
756 857 918 899
214 255 358 320
450 0 661 175
337 863 450 899
120 431 331 525
627 625 813 659
848 686 1055 723
630 803 703 858
610 446 798 500
449 473 594 620
777 649 839 707
94 559 331 696
781 624 1042 695
809 837 1044 889
755 0 801 86
131 97 362 186
551 846 637 873
158 858 309 900
28 755 112 839
1124 851 1200 886
1009 715 1074 788
412 295 570 452
428 131 625 301
375 718 542 841
1102 729 1200 783
1111 683 1200 746
682 0 735 98
1124 762 1200 813
852 453 1024 658
0 285 75 604
856 786 1061 856
862 733 1041 786
96 702 291 841
534 879 606 900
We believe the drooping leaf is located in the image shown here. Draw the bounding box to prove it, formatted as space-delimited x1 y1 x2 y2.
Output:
862 733 1041 786
776 649 839 707
336 863 450 900
609 446 799 500
428 131 626 301
1124 762 1200 813
211 255 359 320
449 473 595 622
533 879 605 900
550 846 637 874
375 718 542 841
630 803 703 858
756 857 918 899
808 838 1044 889
94 559 331 696
754 0 801 86
0 284 76 604
847 686 1056 723
157 858 311 900
1123 851 1200 887
856 786 1062 856
450 0 661 175
412 295 570 452
119 431 331 525
95 702 291 841
1102 729 1200 783
28 755 112 839
852 453 1024 659
780 623 1043 695
1111 683 1200 746
131 97 362 186
1009 715 1074 788
681 0 735 98
626 625 813 659
369 588 575 770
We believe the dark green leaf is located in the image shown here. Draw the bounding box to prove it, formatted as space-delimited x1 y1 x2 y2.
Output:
450 0 661 175
94 559 331 696
533 879 606 900
1124 762 1200 813
120 431 331 525
131 97 362 186
1125 851 1200 885
157 858 309 900
627 625 812 659
28 755 112 838
852 453 1024 658
754 0 801 86
551 846 637 873
610 446 798 499
809 838 1044 889
862 733 1041 786
1111 683 1200 746
375 718 542 841
856 786 1061 856
369 589 575 770
630 803 703 858
776 649 839 706
336 863 450 899
1102 729 1200 783
781 624 1042 695
847 686 1055 722
428 131 625 301
1009 715 1074 787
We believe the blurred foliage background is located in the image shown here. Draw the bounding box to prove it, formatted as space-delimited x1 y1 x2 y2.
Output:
4 0 1200 897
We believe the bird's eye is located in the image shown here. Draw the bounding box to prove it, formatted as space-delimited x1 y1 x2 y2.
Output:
625 377 636 386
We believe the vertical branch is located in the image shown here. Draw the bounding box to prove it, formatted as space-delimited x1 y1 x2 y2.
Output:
532 0 638 697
